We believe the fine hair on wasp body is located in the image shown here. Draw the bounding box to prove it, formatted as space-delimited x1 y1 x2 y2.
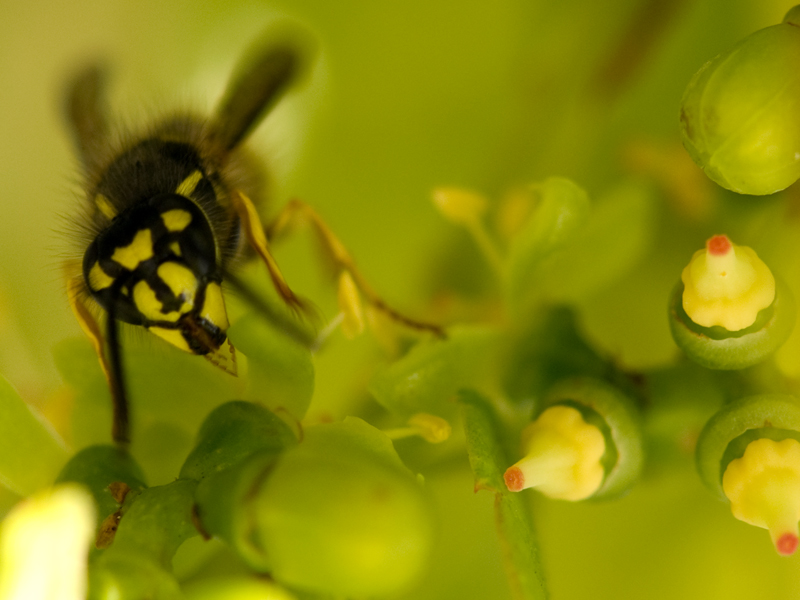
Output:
63 31 315 446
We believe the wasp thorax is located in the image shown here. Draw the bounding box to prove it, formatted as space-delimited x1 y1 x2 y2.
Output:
83 192 229 355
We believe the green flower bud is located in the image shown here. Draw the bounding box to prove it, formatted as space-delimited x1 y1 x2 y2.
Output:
195 418 434 598
524 377 644 500
680 8 800 195
696 394 800 555
668 236 795 370
696 394 800 499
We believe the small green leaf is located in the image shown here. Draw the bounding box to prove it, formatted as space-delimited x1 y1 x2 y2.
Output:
180 400 297 481
459 389 508 492
458 390 548 600
536 180 656 302
253 418 434 597
0 374 69 496
496 492 548 600
369 325 502 418
507 177 591 313
104 478 198 567
56 445 147 527
88 479 198 599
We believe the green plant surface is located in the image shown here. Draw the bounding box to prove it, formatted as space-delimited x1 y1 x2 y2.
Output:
5 1 800 599
0 375 69 496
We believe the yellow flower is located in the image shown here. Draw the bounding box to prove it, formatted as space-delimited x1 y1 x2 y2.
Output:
723 437 800 556
682 235 775 331
504 405 605 501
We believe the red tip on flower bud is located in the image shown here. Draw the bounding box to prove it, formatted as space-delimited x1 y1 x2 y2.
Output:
706 234 731 256
681 235 775 331
776 532 799 556
504 466 525 492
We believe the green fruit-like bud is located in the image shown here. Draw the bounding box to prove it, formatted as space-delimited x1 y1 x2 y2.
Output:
182 576 298 600
695 395 800 555
680 8 800 195
695 394 800 499
195 418 434 598
668 277 795 370
89 553 181 600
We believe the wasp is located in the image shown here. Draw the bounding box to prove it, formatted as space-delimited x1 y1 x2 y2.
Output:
62 30 442 447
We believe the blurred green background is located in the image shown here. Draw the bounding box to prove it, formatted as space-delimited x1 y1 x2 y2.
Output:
2 0 800 598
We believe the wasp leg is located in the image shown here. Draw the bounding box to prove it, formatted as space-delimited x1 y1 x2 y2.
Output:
229 190 312 313
66 276 130 446
266 199 446 338
105 309 130 446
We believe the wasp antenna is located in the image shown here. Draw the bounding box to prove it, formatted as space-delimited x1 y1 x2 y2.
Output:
210 41 301 155
63 64 110 173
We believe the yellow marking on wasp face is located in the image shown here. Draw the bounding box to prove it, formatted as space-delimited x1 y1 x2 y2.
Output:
176 170 203 198
112 229 154 270
162 209 193 232
201 282 229 332
88 261 114 291
132 281 181 322
169 242 182 256
157 262 197 306
95 194 117 219
149 326 192 353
